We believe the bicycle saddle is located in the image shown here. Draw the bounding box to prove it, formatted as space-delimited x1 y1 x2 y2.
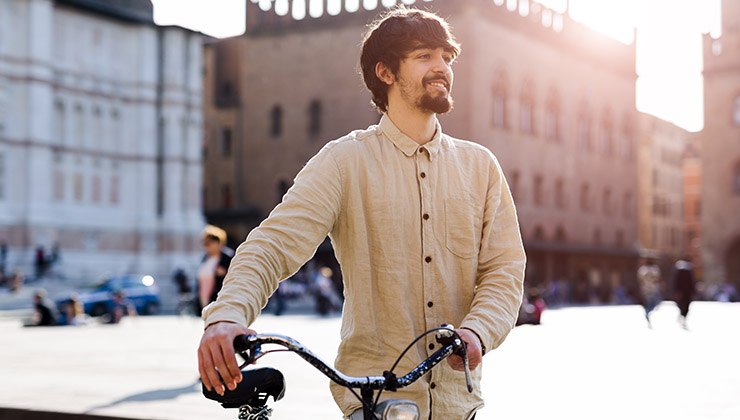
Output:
202 367 286 409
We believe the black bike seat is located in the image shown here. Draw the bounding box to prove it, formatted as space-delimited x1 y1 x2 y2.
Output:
202 367 286 409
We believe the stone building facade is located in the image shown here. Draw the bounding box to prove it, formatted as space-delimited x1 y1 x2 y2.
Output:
699 0 740 291
203 0 641 301
0 0 206 281
637 112 687 278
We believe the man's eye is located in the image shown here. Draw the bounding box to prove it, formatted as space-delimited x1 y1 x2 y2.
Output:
419 54 430 59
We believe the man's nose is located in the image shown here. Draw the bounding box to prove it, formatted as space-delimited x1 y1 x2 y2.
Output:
431 56 451 75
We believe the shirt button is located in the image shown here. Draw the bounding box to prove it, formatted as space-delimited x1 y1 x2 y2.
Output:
419 147 426 154
430 382 436 389
425 256 432 263
428 343 435 350
423 213 429 220
427 301 433 308
420 172 426 178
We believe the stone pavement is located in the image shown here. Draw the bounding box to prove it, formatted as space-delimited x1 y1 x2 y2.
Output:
0 302 738 420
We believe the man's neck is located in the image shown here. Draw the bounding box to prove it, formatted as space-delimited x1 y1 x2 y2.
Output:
386 103 437 145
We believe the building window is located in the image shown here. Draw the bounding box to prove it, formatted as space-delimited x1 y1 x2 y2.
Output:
74 173 83 202
491 70 508 129
554 226 567 242
734 162 740 194
580 183 590 211
74 104 84 148
616 230 624 247
222 184 232 208
277 180 290 204
603 188 612 216
600 112 613 157
545 91 561 143
92 175 101 203
623 191 633 218
593 228 602 245
53 170 65 201
733 95 740 126
578 108 591 152
621 117 634 160
308 100 322 137
519 90 534 135
110 175 119 204
270 105 283 138
555 178 565 209
509 170 520 202
534 174 544 206
54 101 66 147
221 127 232 157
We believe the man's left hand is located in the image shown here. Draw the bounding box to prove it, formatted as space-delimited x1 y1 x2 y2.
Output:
446 328 482 371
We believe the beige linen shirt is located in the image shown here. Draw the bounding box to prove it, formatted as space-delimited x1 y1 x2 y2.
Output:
203 114 525 419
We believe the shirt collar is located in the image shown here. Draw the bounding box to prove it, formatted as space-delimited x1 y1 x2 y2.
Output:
378 114 442 161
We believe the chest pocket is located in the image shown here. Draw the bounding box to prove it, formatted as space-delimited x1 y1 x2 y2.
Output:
444 197 481 259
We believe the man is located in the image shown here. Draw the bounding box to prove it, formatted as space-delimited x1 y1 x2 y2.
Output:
637 257 661 328
198 6 525 419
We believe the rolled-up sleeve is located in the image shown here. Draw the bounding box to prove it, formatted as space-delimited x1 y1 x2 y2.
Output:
202 143 344 328
460 154 526 352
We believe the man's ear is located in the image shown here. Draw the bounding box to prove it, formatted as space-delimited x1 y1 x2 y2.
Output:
375 62 394 86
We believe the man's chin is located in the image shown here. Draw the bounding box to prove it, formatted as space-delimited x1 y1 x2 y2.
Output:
420 96 453 114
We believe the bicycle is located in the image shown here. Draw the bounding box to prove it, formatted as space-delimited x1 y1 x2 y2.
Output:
203 324 473 420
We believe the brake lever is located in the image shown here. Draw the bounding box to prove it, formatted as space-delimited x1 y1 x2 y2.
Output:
455 337 473 393
436 325 473 393
234 335 265 367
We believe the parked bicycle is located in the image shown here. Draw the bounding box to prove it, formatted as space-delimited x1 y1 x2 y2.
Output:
203 324 473 420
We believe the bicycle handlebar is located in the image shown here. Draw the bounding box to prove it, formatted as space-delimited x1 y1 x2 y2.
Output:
233 325 473 392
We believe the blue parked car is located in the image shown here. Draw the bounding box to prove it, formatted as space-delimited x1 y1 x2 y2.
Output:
57 274 161 317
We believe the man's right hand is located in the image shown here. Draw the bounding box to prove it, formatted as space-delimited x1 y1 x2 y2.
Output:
198 321 256 395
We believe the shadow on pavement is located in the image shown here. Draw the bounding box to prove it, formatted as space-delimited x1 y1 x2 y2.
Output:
84 379 202 413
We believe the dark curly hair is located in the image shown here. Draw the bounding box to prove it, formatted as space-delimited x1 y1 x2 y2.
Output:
360 6 461 114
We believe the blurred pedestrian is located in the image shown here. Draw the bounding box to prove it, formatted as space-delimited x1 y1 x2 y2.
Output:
673 257 696 329
104 290 137 324
9 270 23 292
314 266 340 315
196 225 232 316
58 294 86 326
35 246 46 279
31 289 57 326
0 241 7 279
637 257 661 328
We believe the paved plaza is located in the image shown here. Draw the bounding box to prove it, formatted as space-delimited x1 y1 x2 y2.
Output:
0 302 738 420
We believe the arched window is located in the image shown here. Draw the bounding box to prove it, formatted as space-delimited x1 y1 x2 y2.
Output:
491 70 508 129
533 174 544 206
545 89 561 143
554 177 565 209
270 105 282 138
277 179 290 204
509 170 520 202
554 226 567 242
600 109 613 157
580 182 590 211
308 100 322 137
222 184 232 208
623 191 633 218
621 115 634 160
733 95 740 126
577 103 592 152
54 100 66 147
519 83 535 135
602 187 612 216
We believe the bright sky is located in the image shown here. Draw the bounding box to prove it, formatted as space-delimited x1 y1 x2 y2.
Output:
151 0 723 132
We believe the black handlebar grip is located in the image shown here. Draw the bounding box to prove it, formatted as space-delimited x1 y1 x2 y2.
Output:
233 334 255 353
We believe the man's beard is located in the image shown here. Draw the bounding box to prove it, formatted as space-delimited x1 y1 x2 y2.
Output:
419 90 453 114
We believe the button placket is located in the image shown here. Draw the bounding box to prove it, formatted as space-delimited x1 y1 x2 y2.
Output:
417 147 435 354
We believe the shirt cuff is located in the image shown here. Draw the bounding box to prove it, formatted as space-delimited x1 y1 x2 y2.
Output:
460 326 487 356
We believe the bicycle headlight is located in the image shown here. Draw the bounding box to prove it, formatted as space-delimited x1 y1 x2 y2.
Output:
376 399 419 420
